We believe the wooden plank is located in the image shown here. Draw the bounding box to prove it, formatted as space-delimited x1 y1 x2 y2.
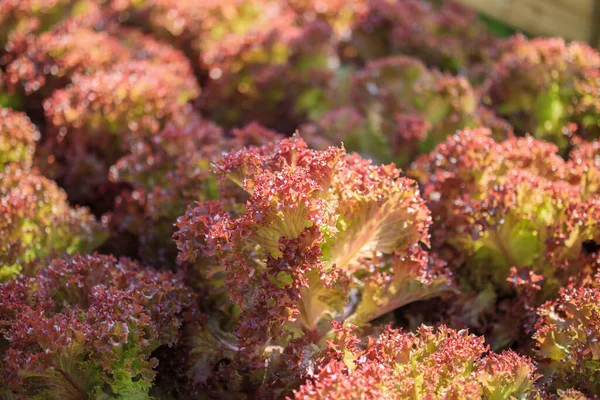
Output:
457 0 596 44
592 0 600 46
547 0 591 16
459 0 591 40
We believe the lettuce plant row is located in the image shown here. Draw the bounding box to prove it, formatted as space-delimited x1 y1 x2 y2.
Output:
1 0 600 399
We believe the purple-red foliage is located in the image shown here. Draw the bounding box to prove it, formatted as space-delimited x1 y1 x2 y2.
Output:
0 0 82 46
38 52 199 209
534 274 600 396
345 0 499 73
106 117 283 266
0 254 196 399
0 106 39 169
195 11 334 130
292 323 540 399
104 0 336 130
2 11 193 99
410 127 600 349
483 36 600 151
302 55 511 166
174 136 452 397
4 1 600 399
0 163 105 282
